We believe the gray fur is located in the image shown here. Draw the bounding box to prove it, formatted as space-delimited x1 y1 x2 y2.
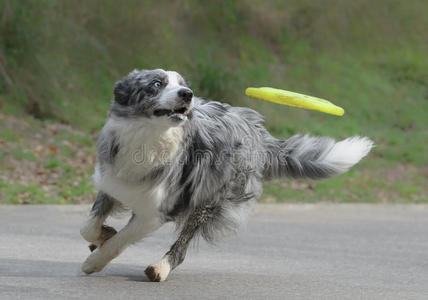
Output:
166 205 219 270
90 192 118 218
87 69 372 279
263 135 337 180
97 131 120 165
109 69 188 118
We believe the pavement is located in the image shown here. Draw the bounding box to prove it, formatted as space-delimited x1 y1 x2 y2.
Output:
0 204 428 300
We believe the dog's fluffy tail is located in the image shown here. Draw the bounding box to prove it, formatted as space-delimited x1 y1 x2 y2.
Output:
263 134 373 180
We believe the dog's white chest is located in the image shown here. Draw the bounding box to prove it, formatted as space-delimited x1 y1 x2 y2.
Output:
93 117 183 210
107 118 183 180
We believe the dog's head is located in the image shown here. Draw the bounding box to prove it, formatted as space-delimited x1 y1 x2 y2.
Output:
111 69 193 125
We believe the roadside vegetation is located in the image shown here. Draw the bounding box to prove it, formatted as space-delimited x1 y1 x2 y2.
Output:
0 0 427 203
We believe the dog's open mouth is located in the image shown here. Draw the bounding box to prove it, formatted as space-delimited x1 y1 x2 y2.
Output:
153 107 189 121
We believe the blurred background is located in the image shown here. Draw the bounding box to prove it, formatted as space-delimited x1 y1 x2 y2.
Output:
0 0 426 204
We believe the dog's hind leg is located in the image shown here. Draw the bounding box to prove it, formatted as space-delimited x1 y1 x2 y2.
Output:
80 192 119 250
145 205 216 282
82 213 162 274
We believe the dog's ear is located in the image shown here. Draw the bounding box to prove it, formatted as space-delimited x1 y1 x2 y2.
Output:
113 80 131 105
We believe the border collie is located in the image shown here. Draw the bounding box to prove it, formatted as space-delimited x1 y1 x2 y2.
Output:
80 69 373 281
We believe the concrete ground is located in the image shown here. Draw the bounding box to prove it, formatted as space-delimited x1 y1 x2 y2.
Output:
0 204 427 300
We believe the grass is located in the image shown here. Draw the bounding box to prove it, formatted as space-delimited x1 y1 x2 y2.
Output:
0 113 96 204
0 180 70 204
0 0 427 204
0 128 18 142
263 164 428 203
12 149 37 162
0 111 426 205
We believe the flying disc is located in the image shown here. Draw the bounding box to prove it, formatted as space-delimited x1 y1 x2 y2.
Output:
245 87 344 116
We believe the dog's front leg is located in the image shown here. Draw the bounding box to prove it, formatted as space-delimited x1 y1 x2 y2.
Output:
80 192 118 247
82 213 161 274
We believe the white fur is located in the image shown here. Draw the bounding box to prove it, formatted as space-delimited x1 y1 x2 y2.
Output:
158 71 189 108
82 213 162 274
83 112 186 274
90 116 184 244
324 136 374 172
93 114 184 209
100 116 183 181
80 216 105 243
147 256 172 282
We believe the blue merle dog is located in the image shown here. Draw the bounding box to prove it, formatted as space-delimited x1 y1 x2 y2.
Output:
80 69 373 281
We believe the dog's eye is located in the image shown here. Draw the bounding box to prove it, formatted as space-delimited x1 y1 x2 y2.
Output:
153 81 162 88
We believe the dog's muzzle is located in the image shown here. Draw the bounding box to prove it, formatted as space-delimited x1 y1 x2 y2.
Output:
153 88 193 122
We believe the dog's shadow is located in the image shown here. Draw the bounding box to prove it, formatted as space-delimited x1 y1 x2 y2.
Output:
0 258 154 282
101 263 154 282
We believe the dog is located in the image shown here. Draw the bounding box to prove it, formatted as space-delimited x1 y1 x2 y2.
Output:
80 68 373 282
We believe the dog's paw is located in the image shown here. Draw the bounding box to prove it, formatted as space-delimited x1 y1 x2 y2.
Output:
99 225 117 242
145 257 171 282
87 225 117 252
82 251 108 274
80 219 102 243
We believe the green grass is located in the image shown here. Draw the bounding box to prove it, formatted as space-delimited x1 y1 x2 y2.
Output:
262 162 428 203
12 149 36 162
0 129 18 142
0 110 426 205
44 157 60 169
0 114 97 204
0 0 427 204
0 180 70 204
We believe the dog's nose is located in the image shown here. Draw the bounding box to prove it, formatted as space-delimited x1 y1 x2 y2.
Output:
178 88 193 103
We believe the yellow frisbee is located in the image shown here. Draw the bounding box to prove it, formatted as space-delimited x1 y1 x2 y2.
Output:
245 87 344 116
